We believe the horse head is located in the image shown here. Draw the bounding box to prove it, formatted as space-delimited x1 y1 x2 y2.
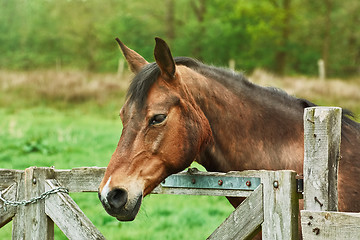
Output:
98 38 213 221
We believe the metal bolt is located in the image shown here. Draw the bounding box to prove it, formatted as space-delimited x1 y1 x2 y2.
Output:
218 180 223 186
191 178 196 184
32 178 37 184
246 181 251 187
273 180 279 188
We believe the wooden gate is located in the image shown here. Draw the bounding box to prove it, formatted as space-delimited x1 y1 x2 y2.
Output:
0 166 300 239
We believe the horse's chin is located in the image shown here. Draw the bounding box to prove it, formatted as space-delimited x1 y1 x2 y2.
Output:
116 214 136 222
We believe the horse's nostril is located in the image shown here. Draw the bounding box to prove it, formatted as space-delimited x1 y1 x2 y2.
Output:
107 188 128 209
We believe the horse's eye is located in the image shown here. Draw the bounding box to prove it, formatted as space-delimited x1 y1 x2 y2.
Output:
149 114 167 126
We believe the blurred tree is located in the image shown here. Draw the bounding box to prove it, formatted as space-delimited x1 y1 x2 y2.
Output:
273 0 292 76
322 0 332 78
0 0 358 76
190 0 207 59
166 0 176 41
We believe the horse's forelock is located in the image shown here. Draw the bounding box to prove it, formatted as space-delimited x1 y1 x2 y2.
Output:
126 57 200 109
127 63 161 109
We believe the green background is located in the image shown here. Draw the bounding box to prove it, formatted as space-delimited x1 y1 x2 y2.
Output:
1 0 359 239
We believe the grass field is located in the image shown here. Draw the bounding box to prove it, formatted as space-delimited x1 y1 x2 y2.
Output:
1 69 359 239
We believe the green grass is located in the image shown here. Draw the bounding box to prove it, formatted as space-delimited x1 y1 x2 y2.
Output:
0 107 120 169
1 70 359 239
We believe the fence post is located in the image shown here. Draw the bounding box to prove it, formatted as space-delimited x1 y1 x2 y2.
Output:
12 167 55 240
303 107 341 211
261 170 299 240
317 59 326 81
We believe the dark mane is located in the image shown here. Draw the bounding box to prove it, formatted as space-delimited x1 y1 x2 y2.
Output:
127 56 250 108
127 57 358 128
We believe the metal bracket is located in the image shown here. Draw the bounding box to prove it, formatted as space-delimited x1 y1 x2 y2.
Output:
161 174 261 191
297 178 303 193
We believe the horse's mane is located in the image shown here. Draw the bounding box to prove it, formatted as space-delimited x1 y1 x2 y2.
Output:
127 57 359 129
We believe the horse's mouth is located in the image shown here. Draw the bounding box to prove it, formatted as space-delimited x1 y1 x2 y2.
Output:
100 192 143 222
114 195 143 221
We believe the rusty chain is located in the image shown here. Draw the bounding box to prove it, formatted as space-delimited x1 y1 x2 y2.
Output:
0 186 68 211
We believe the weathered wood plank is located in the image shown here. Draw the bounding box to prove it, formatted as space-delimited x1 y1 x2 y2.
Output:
54 167 105 192
45 179 105 240
0 183 17 228
301 210 360 239
303 107 341 211
11 171 24 240
0 169 23 190
207 185 263 240
12 167 55 240
261 170 299 240
25 168 54 240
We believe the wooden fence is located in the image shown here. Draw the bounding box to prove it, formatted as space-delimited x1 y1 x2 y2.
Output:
301 107 360 239
0 167 300 239
0 107 359 239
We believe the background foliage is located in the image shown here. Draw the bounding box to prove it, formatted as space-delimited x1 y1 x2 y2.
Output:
1 0 359 239
0 0 359 76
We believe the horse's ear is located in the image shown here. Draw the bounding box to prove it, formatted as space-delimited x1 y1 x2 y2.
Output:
115 38 148 73
154 37 176 80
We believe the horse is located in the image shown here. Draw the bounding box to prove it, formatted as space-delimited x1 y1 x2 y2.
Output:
98 38 360 229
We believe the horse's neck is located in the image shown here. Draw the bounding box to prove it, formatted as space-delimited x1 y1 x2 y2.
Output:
187 74 304 173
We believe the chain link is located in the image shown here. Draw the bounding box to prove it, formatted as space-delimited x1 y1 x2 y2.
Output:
0 187 69 211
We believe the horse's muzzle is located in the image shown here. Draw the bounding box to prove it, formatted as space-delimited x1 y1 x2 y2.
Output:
98 188 143 221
